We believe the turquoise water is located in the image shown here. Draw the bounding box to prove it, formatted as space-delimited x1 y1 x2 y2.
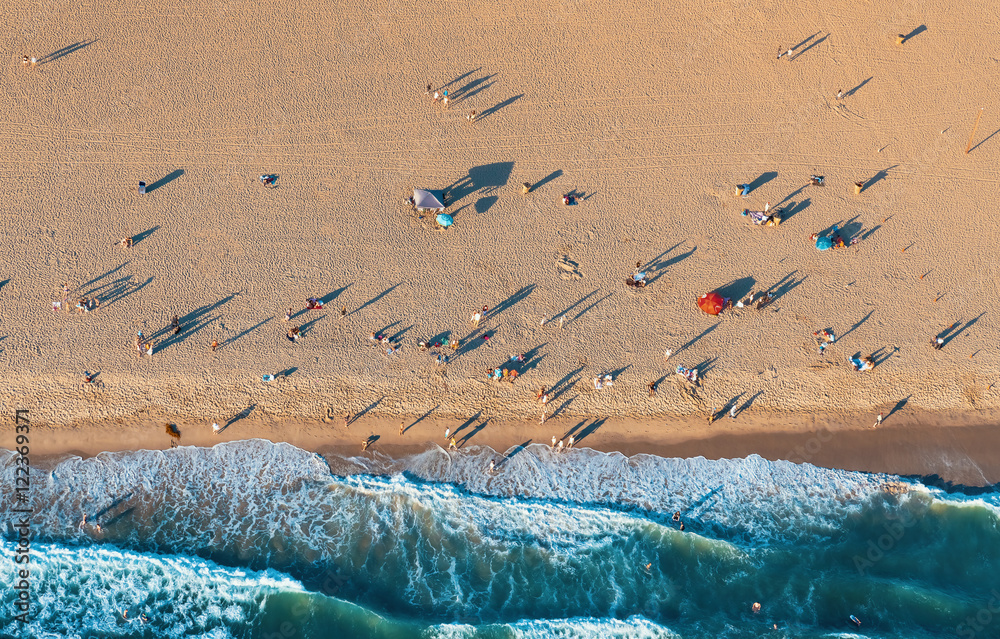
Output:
2 440 999 638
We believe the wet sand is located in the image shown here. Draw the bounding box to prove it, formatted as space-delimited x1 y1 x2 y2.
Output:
28 408 1000 487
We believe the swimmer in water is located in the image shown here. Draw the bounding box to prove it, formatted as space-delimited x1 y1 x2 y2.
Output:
642 563 652 575
752 602 761 613
850 614 861 626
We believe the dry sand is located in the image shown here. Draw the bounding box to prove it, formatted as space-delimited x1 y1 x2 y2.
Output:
2 0 999 478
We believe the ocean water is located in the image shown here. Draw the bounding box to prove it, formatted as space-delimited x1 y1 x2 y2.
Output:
2 439 999 638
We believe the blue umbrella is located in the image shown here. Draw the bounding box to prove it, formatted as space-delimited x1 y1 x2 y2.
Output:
436 213 454 227
815 225 838 250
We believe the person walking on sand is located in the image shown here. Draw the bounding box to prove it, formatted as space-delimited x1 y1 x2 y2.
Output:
212 422 221 434
536 386 547 401
449 436 458 451
343 413 352 428
729 405 737 420
283 307 292 322
445 427 451 441
540 409 546 425
556 440 564 453
568 435 574 449
932 336 944 350
211 340 219 352
540 315 548 326
551 436 557 449
559 315 566 330
145 342 154 357
467 109 476 122
362 439 371 452
471 309 482 326
708 407 716 424
873 412 883 429
399 421 405 435
648 380 657 397
425 83 432 96
171 315 180 335
433 91 441 103
664 348 672 361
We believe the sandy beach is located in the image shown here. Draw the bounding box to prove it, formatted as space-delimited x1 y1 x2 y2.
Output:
3 0 1000 478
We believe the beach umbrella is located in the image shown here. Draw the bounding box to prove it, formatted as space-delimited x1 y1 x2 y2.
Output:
698 291 726 315
414 189 446 211
815 236 833 251
436 213 454 227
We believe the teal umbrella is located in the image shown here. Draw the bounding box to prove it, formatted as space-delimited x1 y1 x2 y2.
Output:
436 213 454 227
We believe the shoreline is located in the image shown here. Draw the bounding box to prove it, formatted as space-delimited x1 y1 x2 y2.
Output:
4 0 999 503
22 408 1000 487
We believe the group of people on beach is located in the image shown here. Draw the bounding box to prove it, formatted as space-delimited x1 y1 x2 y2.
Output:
64 67 960 467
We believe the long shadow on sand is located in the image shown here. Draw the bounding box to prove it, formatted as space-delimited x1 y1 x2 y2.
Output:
676 323 719 355
350 283 403 317
39 39 99 64
446 162 515 204
220 316 274 349
486 285 535 321
147 169 184 193
347 397 384 427
476 94 523 122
